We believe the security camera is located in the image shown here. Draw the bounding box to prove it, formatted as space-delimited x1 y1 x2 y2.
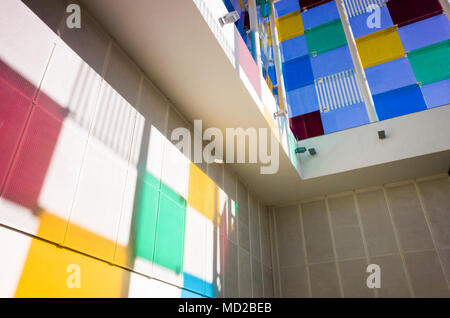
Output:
219 11 240 27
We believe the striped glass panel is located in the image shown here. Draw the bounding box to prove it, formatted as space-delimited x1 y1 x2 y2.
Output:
344 0 385 18
315 69 363 112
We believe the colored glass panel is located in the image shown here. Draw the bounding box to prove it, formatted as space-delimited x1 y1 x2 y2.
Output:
305 19 347 56
276 11 304 43
365 57 417 95
287 83 320 117
420 79 450 109
387 0 443 28
289 110 324 141
310 45 353 79
302 0 339 30
280 34 309 62
408 40 450 85
300 0 333 11
283 55 314 91
349 6 394 39
321 102 370 134
398 14 450 52
372 84 427 121
356 27 405 68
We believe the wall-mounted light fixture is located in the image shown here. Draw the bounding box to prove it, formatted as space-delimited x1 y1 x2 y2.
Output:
295 147 307 154
378 130 386 139
273 109 288 119
219 11 240 27
295 147 317 155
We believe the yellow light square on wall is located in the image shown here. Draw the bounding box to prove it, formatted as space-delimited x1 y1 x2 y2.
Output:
14 237 125 297
356 27 405 69
276 11 304 43
188 163 219 224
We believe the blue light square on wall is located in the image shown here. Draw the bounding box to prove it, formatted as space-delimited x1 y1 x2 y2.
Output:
372 84 427 121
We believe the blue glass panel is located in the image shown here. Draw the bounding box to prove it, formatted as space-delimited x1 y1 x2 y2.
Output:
268 65 277 85
302 1 340 30
310 45 353 79
321 102 370 134
274 0 300 17
373 84 427 120
287 83 320 117
350 6 394 39
365 57 417 95
398 14 450 52
280 35 309 62
420 79 450 109
283 55 314 91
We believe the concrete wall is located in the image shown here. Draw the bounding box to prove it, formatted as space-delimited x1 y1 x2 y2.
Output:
0 0 273 297
272 174 450 298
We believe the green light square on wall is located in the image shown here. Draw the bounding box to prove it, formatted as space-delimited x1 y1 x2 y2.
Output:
154 185 186 274
135 173 160 264
134 172 186 274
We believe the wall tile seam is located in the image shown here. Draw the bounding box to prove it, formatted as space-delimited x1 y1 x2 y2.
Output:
256 199 265 295
270 209 283 297
381 186 415 298
235 173 240 298
112 76 144 263
324 198 345 298
247 187 254 298
268 174 449 209
413 181 450 292
0 223 209 297
61 39 113 245
352 191 378 298
297 203 312 297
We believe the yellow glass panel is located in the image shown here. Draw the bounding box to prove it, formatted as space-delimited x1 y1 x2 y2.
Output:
276 11 304 43
356 27 405 69
14 236 125 297
187 163 220 224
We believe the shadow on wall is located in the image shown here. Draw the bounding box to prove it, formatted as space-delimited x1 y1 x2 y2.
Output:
0 0 242 298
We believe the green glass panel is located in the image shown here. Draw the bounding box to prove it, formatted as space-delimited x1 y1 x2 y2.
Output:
408 40 450 85
135 173 160 262
305 19 347 56
154 191 186 274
